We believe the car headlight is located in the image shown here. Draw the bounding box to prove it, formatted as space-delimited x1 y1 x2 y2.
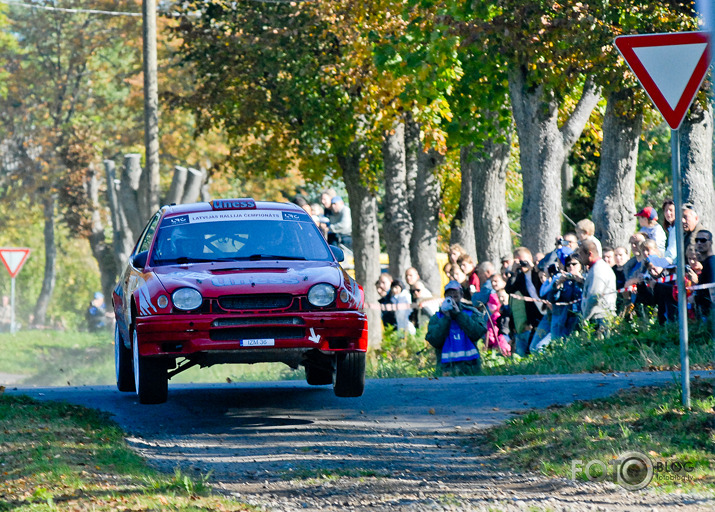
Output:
307 283 336 307
172 288 203 310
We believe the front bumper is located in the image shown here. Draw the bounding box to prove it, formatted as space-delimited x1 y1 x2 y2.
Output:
134 310 368 358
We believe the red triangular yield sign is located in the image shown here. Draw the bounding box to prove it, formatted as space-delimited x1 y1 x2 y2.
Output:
0 248 30 278
615 32 711 130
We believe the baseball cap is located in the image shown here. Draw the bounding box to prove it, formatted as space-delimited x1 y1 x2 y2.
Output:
94 292 104 300
444 280 461 292
330 196 343 204
682 202 697 215
635 206 657 221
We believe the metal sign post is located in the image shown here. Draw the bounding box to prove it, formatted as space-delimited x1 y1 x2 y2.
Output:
10 276 16 334
671 129 690 407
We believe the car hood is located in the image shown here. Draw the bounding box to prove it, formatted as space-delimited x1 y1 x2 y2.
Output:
151 260 344 297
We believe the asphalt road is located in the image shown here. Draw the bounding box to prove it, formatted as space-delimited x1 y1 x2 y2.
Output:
7 371 714 480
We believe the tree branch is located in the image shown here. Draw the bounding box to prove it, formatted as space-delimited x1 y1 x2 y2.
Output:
560 76 601 151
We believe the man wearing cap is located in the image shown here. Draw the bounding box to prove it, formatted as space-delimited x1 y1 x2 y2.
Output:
327 196 353 250
635 206 666 255
425 280 487 374
683 203 705 256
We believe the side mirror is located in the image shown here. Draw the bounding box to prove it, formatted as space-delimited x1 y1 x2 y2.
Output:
330 245 345 262
132 251 148 269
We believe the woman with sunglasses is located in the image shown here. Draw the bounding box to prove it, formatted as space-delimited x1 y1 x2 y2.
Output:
547 255 584 341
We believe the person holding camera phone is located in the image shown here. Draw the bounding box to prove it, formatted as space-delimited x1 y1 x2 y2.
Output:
425 280 487 374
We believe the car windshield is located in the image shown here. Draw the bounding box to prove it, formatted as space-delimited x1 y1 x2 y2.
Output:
151 212 333 265
150 214 333 265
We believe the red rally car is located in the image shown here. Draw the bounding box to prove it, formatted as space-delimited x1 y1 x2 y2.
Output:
112 198 368 404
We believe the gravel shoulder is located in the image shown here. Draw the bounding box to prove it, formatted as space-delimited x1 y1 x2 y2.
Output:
10 371 715 511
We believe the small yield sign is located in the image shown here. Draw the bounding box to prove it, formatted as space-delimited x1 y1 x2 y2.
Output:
0 248 30 334
0 248 30 278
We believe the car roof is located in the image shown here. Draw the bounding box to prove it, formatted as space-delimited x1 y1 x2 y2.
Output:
159 200 305 217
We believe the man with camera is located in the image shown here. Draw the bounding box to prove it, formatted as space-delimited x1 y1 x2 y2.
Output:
425 280 487 373
504 247 545 355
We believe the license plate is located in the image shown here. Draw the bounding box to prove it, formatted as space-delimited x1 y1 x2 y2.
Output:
240 338 275 347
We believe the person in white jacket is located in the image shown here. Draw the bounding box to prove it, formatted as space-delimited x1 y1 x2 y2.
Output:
578 239 617 337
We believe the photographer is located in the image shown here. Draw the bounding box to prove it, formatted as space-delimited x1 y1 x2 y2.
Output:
504 247 544 356
425 281 487 374
624 239 662 317
546 255 583 341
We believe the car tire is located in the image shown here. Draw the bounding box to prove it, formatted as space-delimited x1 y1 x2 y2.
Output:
115 324 135 392
132 326 168 404
305 364 333 386
333 352 365 397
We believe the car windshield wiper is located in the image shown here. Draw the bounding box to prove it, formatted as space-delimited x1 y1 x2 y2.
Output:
246 254 306 261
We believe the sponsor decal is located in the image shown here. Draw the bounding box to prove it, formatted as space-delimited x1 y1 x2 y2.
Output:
281 211 311 222
213 199 256 210
240 338 275 347
188 211 283 223
136 280 158 315
211 276 301 287
165 215 189 226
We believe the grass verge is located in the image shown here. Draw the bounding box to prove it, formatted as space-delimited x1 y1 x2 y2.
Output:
479 378 715 494
0 330 300 387
368 317 714 378
0 392 252 511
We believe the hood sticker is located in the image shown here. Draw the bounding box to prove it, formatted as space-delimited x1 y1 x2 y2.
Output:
188 211 282 223
211 276 301 287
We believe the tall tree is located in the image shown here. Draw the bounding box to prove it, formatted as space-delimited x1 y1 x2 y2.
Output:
465 132 514 264
382 121 412 279
589 0 699 249
680 100 715 230
0 1 140 323
170 1 406 346
592 90 641 250
379 2 514 265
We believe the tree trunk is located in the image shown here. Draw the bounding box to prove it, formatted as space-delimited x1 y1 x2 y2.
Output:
165 166 188 205
509 68 601 253
680 101 715 230
450 150 476 258
592 89 641 250
142 0 160 218
86 164 119 301
118 154 145 237
382 122 412 278
338 146 382 349
468 133 514 265
411 146 443 297
33 193 57 327
404 113 420 217
105 159 139 271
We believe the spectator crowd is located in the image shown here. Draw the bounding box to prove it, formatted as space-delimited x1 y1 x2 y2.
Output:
294 191 714 372
369 200 715 372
